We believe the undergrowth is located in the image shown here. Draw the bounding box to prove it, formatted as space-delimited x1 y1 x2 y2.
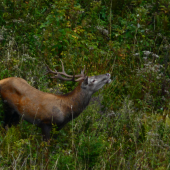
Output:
1 0 170 169
1 100 170 169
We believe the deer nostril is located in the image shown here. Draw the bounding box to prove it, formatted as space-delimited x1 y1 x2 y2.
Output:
106 73 110 76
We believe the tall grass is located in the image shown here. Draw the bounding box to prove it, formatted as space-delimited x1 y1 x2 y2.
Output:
0 99 170 169
1 0 170 169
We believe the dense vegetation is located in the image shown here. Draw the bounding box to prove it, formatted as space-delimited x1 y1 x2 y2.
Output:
0 0 170 169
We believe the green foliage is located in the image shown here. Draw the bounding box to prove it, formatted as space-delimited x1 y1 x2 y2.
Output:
51 153 75 170
78 133 105 168
1 0 170 169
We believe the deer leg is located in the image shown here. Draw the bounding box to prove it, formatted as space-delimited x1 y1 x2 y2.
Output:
40 124 52 142
3 104 20 128
40 124 52 170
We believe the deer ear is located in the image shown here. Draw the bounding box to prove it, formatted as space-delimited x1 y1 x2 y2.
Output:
83 76 88 85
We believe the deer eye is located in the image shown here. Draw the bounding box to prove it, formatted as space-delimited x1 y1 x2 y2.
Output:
92 79 95 83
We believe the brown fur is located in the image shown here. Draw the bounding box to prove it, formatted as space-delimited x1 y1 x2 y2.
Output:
0 78 90 140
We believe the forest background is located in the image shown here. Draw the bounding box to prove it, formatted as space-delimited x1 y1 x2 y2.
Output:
0 0 170 169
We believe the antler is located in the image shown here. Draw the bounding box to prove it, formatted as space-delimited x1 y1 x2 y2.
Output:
45 60 86 82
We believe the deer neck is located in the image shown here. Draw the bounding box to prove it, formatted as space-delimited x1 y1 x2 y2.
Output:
62 82 92 118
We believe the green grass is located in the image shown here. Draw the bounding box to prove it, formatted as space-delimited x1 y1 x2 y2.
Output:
0 101 170 169
1 0 170 169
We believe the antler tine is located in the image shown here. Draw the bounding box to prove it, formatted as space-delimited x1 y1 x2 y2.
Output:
45 64 58 75
58 60 85 78
60 59 65 73
52 73 76 81
80 65 85 75
46 60 86 81
57 60 74 78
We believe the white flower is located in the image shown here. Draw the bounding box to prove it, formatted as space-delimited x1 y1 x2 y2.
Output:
137 23 140 28
152 54 159 58
143 51 152 56
133 53 139 56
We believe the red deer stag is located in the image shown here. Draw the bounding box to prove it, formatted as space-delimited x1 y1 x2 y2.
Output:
0 61 111 141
